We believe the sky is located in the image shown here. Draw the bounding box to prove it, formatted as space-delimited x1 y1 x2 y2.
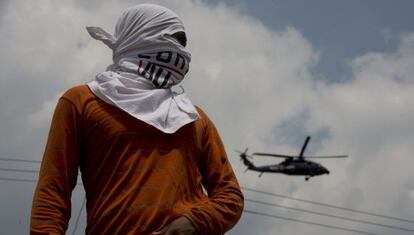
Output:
0 0 414 234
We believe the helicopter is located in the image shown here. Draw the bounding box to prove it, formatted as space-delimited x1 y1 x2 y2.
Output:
237 136 348 180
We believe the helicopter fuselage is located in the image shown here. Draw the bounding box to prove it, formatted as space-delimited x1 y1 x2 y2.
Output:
238 136 346 180
250 159 329 176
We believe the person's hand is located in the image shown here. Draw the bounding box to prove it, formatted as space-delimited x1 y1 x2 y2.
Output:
151 216 197 235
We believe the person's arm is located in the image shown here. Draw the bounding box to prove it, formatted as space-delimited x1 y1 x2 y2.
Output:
30 97 81 234
184 115 244 235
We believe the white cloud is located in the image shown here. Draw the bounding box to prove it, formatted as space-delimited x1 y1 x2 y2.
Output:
297 33 414 234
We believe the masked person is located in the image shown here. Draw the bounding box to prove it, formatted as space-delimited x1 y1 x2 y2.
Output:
30 4 244 235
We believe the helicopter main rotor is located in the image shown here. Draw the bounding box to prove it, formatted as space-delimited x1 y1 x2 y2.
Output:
252 136 348 160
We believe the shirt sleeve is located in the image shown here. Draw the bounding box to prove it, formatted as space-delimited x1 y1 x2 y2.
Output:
30 97 81 234
184 115 244 235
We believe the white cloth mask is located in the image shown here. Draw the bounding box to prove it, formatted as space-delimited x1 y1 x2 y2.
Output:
86 4 200 133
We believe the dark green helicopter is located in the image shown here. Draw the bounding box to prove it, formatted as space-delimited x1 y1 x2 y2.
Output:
237 136 348 180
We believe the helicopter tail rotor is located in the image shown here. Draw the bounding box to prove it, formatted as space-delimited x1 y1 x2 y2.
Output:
236 148 253 160
236 148 255 170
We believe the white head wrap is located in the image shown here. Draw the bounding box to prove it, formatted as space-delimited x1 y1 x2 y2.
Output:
86 4 200 133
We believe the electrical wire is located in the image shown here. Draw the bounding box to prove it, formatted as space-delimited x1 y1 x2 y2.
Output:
246 198 414 232
0 167 81 174
0 177 38 183
243 209 378 235
0 157 41 163
0 177 83 185
0 167 38 174
71 196 86 235
2 165 413 225
3 174 412 231
242 186 414 224
2 162 413 233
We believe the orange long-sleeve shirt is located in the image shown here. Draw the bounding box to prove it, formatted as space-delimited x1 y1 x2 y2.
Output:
30 85 244 235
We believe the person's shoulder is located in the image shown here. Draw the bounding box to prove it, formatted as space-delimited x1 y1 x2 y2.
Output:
194 106 207 119
62 84 96 101
62 84 91 99
194 106 216 128
194 106 211 122
61 84 94 107
192 106 222 138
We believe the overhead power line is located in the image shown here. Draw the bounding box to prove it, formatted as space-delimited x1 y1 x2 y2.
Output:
242 186 414 224
0 167 81 174
246 198 414 233
5 176 378 235
0 157 41 163
0 177 38 183
2 161 413 233
0 167 38 174
243 209 378 235
72 196 86 235
0 177 83 185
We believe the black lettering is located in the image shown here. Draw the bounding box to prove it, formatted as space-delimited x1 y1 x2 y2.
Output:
138 54 151 59
139 62 152 77
148 63 156 81
160 72 171 88
156 51 172 63
152 68 163 87
174 54 186 69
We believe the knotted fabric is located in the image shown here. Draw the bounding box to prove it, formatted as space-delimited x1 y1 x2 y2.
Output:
86 4 199 133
